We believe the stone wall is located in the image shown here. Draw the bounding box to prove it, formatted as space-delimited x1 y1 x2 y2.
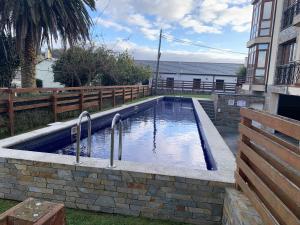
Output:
0 157 232 225
222 189 264 225
213 94 265 128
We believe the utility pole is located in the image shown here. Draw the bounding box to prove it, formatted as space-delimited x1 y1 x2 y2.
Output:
154 29 162 95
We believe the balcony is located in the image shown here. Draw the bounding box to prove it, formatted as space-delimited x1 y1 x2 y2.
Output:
282 1 300 29
275 61 300 85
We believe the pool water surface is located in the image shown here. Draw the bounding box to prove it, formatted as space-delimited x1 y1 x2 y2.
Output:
57 99 208 170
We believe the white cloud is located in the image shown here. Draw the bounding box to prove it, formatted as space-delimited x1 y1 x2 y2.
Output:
180 15 221 34
95 0 252 36
140 27 159 41
133 0 194 21
106 39 244 63
94 18 132 32
197 0 252 32
128 14 152 28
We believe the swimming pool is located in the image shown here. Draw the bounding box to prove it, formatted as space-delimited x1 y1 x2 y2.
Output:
9 97 214 170
0 96 235 224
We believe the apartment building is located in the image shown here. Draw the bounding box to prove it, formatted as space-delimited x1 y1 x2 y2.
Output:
244 0 300 120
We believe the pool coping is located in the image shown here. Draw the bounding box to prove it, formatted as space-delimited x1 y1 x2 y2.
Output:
0 96 235 184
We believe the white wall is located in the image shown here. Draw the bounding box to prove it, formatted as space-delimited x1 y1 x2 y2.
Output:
159 73 237 83
36 59 64 88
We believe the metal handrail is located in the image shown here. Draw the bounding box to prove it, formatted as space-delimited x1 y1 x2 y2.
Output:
275 61 300 85
108 113 123 168
76 111 92 164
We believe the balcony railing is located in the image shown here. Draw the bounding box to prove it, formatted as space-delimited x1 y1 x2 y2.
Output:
282 1 300 29
275 61 300 85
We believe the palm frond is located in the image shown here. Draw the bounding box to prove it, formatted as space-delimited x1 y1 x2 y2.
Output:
0 0 96 53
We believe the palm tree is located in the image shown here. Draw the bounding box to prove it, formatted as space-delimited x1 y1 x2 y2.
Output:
0 0 96 88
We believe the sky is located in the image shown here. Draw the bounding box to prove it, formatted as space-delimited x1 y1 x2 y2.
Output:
68 0 253 64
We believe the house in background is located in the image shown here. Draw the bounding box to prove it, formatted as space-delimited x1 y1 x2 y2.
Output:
243 0 300 121
12 50 64 88
35 57 64 88
135 60 242 90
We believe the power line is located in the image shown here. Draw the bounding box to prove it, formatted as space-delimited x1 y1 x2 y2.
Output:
161 34 247 55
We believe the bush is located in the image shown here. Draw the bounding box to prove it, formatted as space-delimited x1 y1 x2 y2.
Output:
36 79 43 87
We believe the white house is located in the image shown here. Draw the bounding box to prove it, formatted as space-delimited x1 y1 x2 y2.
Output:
35 58 64 88
12 51 64 88
135 60 242 87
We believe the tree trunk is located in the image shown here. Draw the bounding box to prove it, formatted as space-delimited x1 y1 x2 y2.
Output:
21 33 36 88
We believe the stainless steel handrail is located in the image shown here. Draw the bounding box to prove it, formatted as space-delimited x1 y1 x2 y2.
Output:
109 113 123 168
76 111 92 164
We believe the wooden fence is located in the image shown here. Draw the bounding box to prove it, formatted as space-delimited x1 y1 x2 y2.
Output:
236 108 300 225
0 85 150 136
152 80 237 93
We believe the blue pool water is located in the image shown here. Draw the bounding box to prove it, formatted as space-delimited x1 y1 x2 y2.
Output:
58 99 209 170
10 98 213 170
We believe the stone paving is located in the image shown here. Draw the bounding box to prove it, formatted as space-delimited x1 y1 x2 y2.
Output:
222 189 263 225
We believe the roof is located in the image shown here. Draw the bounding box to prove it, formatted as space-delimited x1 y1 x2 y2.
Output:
135 60 242 76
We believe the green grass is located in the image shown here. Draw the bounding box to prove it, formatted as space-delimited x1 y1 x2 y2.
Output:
0 199 190 225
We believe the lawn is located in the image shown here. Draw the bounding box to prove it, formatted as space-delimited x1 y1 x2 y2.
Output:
0 199 190 225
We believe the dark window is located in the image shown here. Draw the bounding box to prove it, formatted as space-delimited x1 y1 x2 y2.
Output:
278 94 300 121
193 79 201 89
166 78 174 88
215 80 224 90
280 40 297 65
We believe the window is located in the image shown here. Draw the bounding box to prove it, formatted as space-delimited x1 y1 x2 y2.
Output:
263 1 272 19
280 40 297 64
250 2 261 39
250 0 274 39
215 80 224 90
166 77 174 88
259 1 273 36
193 79 201 89
246 43 269 84
257 50 267 67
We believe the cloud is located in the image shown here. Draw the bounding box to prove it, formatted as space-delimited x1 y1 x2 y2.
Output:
94 17 132 33
128 14 152 28
106 39 244 63
95 0 252 35
133 0 194 21
197 0 252 32
180 16 221 34
140 27 159 41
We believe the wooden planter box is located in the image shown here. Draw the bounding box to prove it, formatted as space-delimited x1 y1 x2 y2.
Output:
0 198 65 225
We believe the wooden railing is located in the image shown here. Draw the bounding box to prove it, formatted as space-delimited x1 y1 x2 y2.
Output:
236 108 300 225
0 85 150 136
152 80 237 93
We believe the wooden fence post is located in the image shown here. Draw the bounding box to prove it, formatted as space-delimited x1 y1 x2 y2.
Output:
130 87 133 101
51 92 57 122
7 89 14 136
123 88 126 104
98 90 102 111
79 90 84 112
142 86 145 97
112 89 116 107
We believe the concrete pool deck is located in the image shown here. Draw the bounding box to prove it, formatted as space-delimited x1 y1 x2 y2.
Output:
0 96 236 225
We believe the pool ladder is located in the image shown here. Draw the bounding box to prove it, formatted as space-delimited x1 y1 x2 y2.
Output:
75 111 92 164
108 113 123 168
